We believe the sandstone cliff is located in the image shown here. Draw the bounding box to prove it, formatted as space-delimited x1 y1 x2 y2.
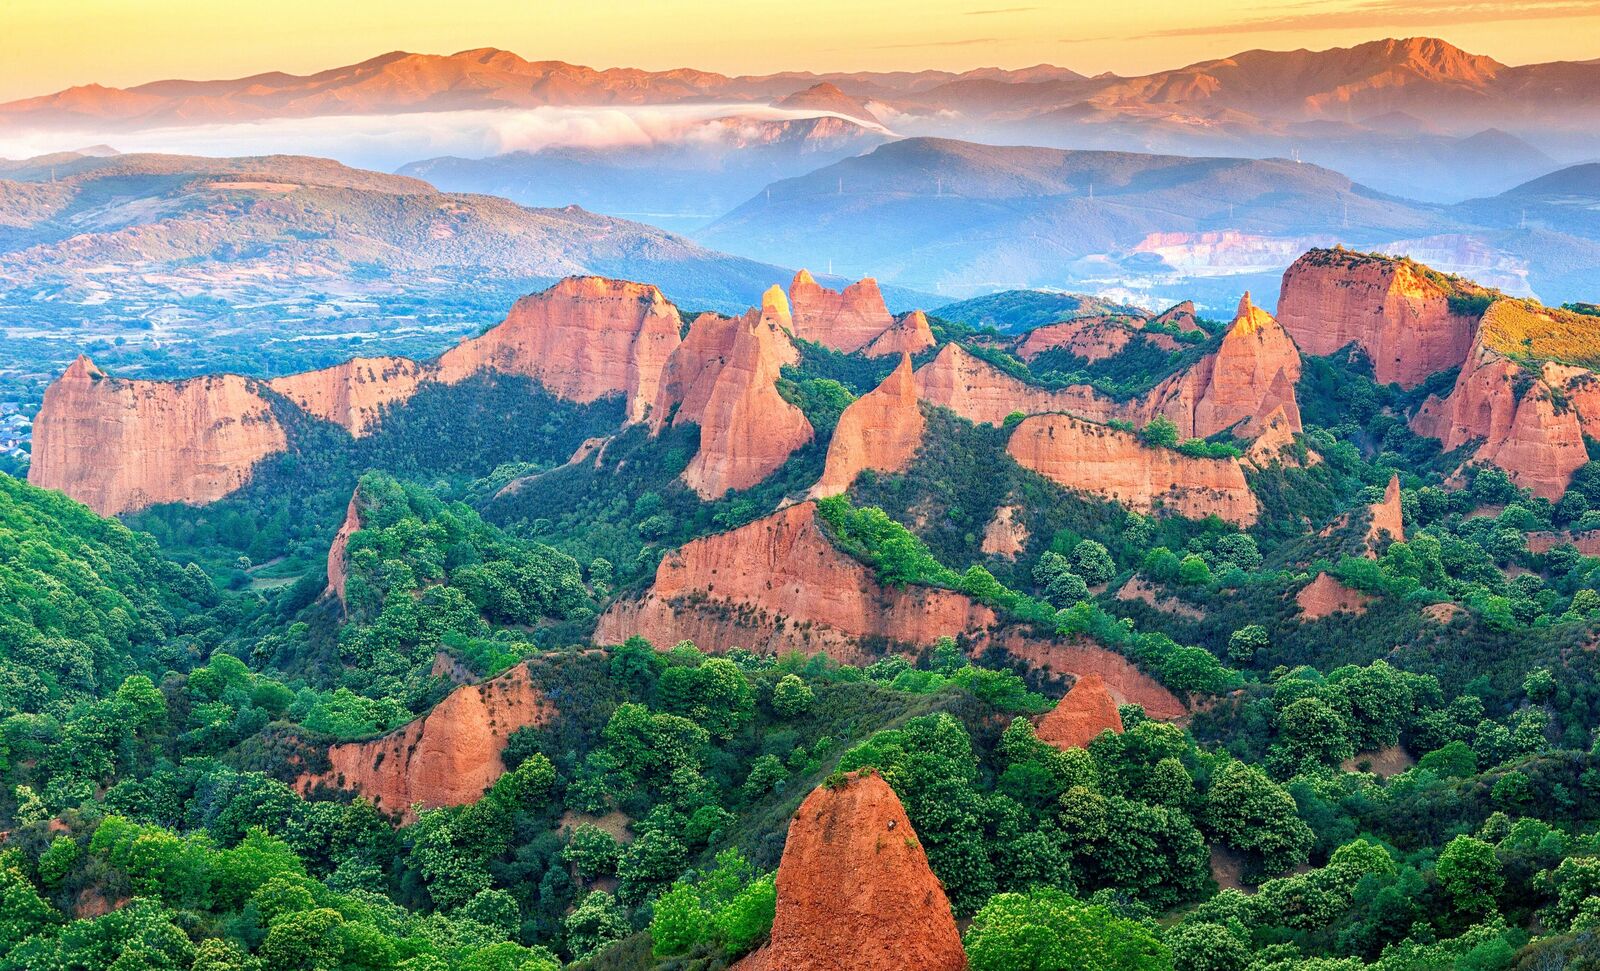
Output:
325 491 362 608
1153 300 1202 333
29 356 287 516
296 663 554 822
863 310 937 358
1411 338 1590 499
1368 474 1405 549
811 355 925 497
1134 293 1302 439
267 356 427 436
913 343 1113 426
1036 673 1124 749
594 502 1187 718
1275 249 1480 388
1006 413 1260 524
1296 573 1372 619
788 270 895 353
676 290 814 498
1244 406 1318 469
436 276 682 423
1015 314 1178 363
736 771 966 971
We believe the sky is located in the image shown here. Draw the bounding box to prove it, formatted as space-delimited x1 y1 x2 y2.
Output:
2 0 1599 101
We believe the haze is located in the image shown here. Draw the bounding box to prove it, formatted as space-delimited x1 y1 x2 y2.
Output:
4 0 1600 101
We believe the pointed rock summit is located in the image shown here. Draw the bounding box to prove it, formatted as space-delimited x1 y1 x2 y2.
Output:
1036 673 1124 749
812 354 925 497
1367 474 1404 550
326 490 364 610
736 771 966 971
788 271 896 353
864 309 937 358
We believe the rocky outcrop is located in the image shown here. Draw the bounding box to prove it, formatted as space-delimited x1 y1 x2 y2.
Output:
1527 530 1600 556
297 663 554 822
1153 300 1202 333
1296 573 1372 619
913 343 1113 426
1016 315 1159 363
1275 249 1480 388
29 356 287 516
594 502 1187 717
788 270 896 353
979 504 1028 558
1411 339 1590 499
436 276 682 423
1036 673 1124 749
736 772 965 971
1006 413 1259 524
1243 406 1317 469
1368 474 1405 548
811 355 924 497
30 276 690 513
326 492 362 608
1135 293 1302 439
267 356 427 436
676 290 813 498
863 310 937 358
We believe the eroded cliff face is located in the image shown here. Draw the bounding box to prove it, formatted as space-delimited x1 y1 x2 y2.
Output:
325 491 362 608
296 663 554 822
437 276 682 422
29 356 287 516
594 502 1187 718
1297 572 1372 619
788 270 895 353
1153 300 1202 333
1368 474 1405 549
267 356 427 436
1411 339 1590 499
676 290 814 498
1275 249 1480 388
811 355 925 497
1006 413 1259 524
913 344 1113 426
863 310 937 358
1036 673 1124 750
1244 406 1318 470
736 771 966 971
1134 293 1302 440
1015 315 1178 363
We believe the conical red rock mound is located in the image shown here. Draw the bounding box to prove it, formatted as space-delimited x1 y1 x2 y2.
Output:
1036 673 1124 749
740 771 966 971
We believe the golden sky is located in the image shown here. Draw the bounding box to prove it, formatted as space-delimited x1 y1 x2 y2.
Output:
3 0 1598 101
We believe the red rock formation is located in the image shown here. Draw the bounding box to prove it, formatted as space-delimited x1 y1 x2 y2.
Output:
594 502 1188 718
1275 249 1480 388
1411 339 1589 499
1296 573 1372 619
1015 315 1153 363
979 504 1028 558
1527 530 1600 555
1036 673 1124 749
436 276 682 423
811 355 924 497
1153 300 1202 333
677 291 813 497
1006 413 1259 524
267 356 427 436
788 270 895 353
1135 293 1302 439
296 663 554 822
325 491 362 608
1367 474 1405 549
1243 406 1317 469
28 356 287 516
913 343 1113 426
737 771 966 971
864 310 937 358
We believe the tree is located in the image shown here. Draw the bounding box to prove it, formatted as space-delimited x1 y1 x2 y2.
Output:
1177 555 1212 586
561 825 620 883
617 829 688 903
1141 416 1180 449
1272 697 1354 772
742 754 789 799
0 855 56 951
658 658 753 741
1436 836 1503 919
770 674 814 719
1227 625 1269 664
1071 541 1116 586
1203 761 1313 877
1165 922 1249 971
963 888 1170 971
563 890 629 960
